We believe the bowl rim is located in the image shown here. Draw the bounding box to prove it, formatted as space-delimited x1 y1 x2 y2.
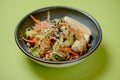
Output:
14 6 102 64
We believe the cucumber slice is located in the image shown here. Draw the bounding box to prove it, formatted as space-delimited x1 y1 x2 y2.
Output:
24 30 36 38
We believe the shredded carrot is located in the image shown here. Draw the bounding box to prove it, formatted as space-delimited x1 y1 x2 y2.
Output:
22 37 40 43
71 51 79 56
60 47 71 52
69 27 75 32
45 37 50 47
30 15 41 24
30 16 49 32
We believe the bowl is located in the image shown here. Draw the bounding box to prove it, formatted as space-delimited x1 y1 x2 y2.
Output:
14 6 102 68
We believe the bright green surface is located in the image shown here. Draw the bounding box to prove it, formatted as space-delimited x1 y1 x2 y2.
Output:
0 0 120 80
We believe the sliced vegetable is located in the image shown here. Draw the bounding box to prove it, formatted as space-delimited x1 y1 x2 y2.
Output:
62 33 74 47
52 52 62 61
31 45 40 57
52 41 59 51
24 30 37 38
71 40 86 52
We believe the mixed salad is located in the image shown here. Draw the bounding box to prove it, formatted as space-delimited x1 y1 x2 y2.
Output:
21 14 92 61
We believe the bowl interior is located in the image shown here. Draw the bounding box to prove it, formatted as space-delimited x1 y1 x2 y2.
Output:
15 6 102 64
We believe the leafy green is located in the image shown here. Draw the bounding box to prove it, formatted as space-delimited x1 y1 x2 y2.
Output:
52 53 62 61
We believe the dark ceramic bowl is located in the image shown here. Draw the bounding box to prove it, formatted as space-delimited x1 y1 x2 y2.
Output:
15 6 102 68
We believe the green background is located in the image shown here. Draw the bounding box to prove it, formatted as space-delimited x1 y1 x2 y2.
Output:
0 0 120 80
